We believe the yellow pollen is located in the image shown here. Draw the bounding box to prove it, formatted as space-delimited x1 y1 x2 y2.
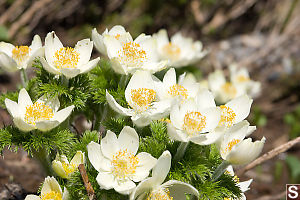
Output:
219 105 236 127
62 162 77 176
162 42 181 60
224 139 240 153
224 198 231 200
118 42 147 67
24 102 54 125
221 82 237 98
111 149 139 179
129 88 156 112
41 191 62 200
237 75 249 82
168 84 188 100
54 47 79 69
183 111 206 135
147 188 173 200
114 34 121 39
224 170 240 183
12 46 30 66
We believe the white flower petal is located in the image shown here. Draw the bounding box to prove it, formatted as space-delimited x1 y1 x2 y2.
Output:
155 29 169 48
18 88 32 110
162 180 199 200
96 172 116 190
227 137 266 165
118 126 139 155
225 95 253 123
37 95 60 113
29 35 42 52
92 28 107 55
25 47 44 69
87 141 110 172
0 52 19 72
170 104 184 129
101 130 119 159
13 117 35 132
79 57 100 73
131 114 153 127
108 25 127 35
40 57 59 75
0 42 14 56
114 179 136 195
132 152 157 182
45 31 64 66
70 151 85 166
140 61 168 74
35 120 60 132
163 68 177 88
152 151 171 187
201 107 221 133
61 68 81 79
24 195 41 200
208 70 226 92
52 160 68 178
196 89 216 110
103 35 122 59
110 58 127 74
246 126 256 137
41 176 62 196
5 98 20 118
190 127 224 145
75 39 93 66
148 100 171 120
62 187 70 200
167 123 189 142
238 179 252 192
52 105 74 123
106 90 133 116
130 178 156 200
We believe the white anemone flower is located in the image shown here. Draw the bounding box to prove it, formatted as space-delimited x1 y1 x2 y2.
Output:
4 88 74 132
167 89 222 145
130 151 199 200
229 64 261 99
153 29 206 68
25 176 69 200
106 70 171 127
157 68 201 104
0 35 43 72
52 151 85 179
219 121 265 165
92 25 132 56
103 32 168 75
224 165 252 200
87 126 157 195
218 95 253 129
41 31 100 78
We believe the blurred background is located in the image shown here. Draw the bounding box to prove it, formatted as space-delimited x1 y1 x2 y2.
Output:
1 0 300 199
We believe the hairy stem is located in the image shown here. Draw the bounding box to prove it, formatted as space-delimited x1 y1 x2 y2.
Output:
32 147 53 176
173 141 190 162
212 160 230 181
20 68 28 87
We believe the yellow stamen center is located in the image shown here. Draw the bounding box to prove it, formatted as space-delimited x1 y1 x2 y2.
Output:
129 88 156 112
62 162 77 176
12 46 30 66
41 191 62 200
237 75 249 82
221 82 237 98
118 42 147 67
219 105 236 127
115 34 121 40
162 42 181 60
183 111 206 135
168 84 188 100
54 47 79 69
147 188 173 200
24 102 54 125
111 149 139 179
224 139 240 153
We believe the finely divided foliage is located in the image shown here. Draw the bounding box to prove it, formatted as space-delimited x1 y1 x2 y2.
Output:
0 25 264 200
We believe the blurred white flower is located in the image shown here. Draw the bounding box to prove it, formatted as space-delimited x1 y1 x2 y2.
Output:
41 31 100 78
87 126 157 195
153 29 206 68
5 88 74 132
130 151 199 200
106 71 171 127
230 64 261 98
92 25 132 56
225 165 253 200
25 176 69 200
52 151 85 179
167 89 222 145
156 68 200 104
0 35 43 72
103 31 168 74
219 121 265 165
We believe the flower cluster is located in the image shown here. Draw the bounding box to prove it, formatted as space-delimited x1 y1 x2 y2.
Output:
0 25 264 200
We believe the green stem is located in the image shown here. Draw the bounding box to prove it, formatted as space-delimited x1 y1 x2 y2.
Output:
212 160 230 181
32 147 53 176
119 75 130 88
20 68 28 88
173 141 189 163
61 75 69 87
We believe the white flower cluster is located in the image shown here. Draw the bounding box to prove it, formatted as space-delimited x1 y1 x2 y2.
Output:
1 25 264 200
